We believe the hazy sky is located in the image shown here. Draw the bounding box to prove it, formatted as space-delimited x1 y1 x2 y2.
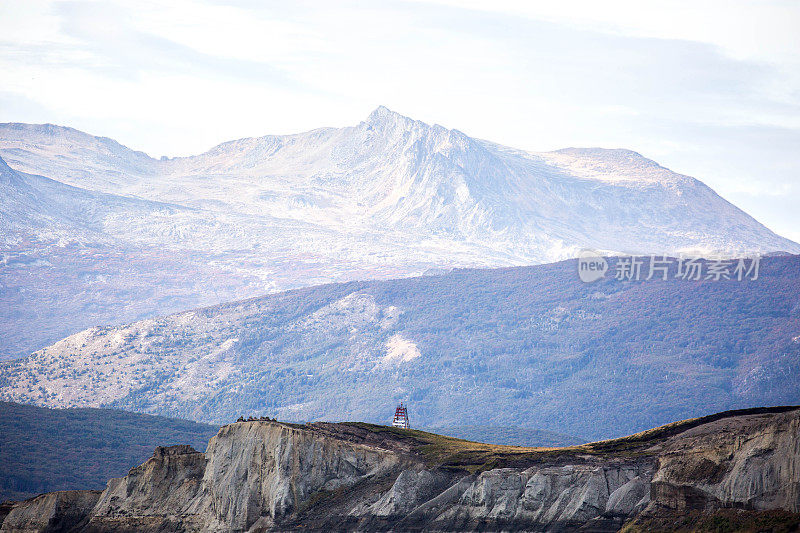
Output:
1 0 799 242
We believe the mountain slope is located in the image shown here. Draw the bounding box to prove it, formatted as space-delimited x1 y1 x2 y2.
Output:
2 255 798 441
0 153 196 246
0 401 217 502
0 155 88 244
0 153 273 360
2 407 799 532
1 108 797 360
3 108 796 258
0 122 157 192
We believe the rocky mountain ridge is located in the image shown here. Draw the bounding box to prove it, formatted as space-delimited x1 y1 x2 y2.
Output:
1 406 798 532
5 108 796 257
2 107 798 360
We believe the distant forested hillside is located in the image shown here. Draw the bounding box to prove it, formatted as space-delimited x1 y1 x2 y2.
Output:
0 402 218 502
2 255 799 442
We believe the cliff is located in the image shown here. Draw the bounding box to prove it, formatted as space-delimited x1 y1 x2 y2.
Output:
2 407 799 532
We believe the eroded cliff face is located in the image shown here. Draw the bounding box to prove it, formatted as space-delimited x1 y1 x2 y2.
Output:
79 421 406 532
2 407 799 532
645 407 800 514
426 462 653 532
1 490 102 533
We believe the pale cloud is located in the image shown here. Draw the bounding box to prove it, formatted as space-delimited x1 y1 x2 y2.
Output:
419 0 800 64
0 0 798 240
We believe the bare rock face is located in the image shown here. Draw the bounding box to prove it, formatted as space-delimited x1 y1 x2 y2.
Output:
78 422 404 532
86 445 208 532
199 421 404 530
1 490 101 533
435 462 653 530
646 406 800 514
369 468 452 518
1 407 799 532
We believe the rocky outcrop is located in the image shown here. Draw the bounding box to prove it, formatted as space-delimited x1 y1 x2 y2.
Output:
426 462 653 531
644 407 800 514
2 407 799 532
1 490 101 533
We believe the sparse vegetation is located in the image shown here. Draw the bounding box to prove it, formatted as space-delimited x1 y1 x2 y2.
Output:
341 406 800 470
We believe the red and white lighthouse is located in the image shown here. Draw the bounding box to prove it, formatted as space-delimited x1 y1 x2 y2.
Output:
392 402 410 429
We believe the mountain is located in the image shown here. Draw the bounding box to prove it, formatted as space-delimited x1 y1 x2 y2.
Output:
0 401 217 502
2 255 798 441
0 153 256 361
2 407 799 532
3 108 796 257
1 108 797 359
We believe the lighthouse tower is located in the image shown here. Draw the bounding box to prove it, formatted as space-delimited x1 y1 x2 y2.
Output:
392 402 410 429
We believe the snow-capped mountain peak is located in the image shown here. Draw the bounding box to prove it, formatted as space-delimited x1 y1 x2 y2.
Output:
2 109 797 257
1 109 798 359
365 104 405 124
